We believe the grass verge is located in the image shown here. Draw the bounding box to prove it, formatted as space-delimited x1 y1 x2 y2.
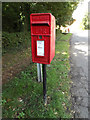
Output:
2 32 72 118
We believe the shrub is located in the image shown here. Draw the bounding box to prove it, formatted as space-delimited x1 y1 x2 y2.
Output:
2 32 31 53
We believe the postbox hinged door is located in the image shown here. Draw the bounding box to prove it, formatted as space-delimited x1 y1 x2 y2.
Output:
30 13 55 64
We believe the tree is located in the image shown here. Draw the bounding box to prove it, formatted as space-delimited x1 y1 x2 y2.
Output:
2 3 21 32
2 2 78 32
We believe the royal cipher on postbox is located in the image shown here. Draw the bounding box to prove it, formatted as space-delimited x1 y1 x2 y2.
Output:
30 13 55 64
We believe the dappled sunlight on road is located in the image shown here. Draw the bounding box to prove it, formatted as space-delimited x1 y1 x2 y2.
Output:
73 30 88 57
71 30 88 77
74 45 88 56
73 52 77 56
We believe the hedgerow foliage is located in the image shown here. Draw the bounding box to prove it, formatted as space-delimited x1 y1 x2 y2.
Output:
2 32 31 50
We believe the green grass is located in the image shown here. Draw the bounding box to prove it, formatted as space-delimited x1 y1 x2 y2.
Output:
2 32 72 118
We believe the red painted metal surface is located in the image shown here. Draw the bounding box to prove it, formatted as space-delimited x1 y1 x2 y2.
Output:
30 13 55 64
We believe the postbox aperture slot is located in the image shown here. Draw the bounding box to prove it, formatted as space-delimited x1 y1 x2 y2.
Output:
32 23 49 26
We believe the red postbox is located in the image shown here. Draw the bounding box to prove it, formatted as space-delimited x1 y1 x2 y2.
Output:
30 13 55 64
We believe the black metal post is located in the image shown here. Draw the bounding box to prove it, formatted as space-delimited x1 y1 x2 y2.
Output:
43 64 47 104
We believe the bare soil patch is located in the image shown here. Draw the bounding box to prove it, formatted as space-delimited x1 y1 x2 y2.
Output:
2 47 32 84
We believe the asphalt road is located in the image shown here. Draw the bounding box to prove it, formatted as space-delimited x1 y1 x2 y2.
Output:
70 30 88 118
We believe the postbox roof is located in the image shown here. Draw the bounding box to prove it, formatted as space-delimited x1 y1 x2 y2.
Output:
30 13 55 25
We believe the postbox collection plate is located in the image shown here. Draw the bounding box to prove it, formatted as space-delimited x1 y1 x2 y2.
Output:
37 41 44 56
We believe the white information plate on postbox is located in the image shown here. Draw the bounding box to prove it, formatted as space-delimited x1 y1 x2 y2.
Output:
37 41 44 56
